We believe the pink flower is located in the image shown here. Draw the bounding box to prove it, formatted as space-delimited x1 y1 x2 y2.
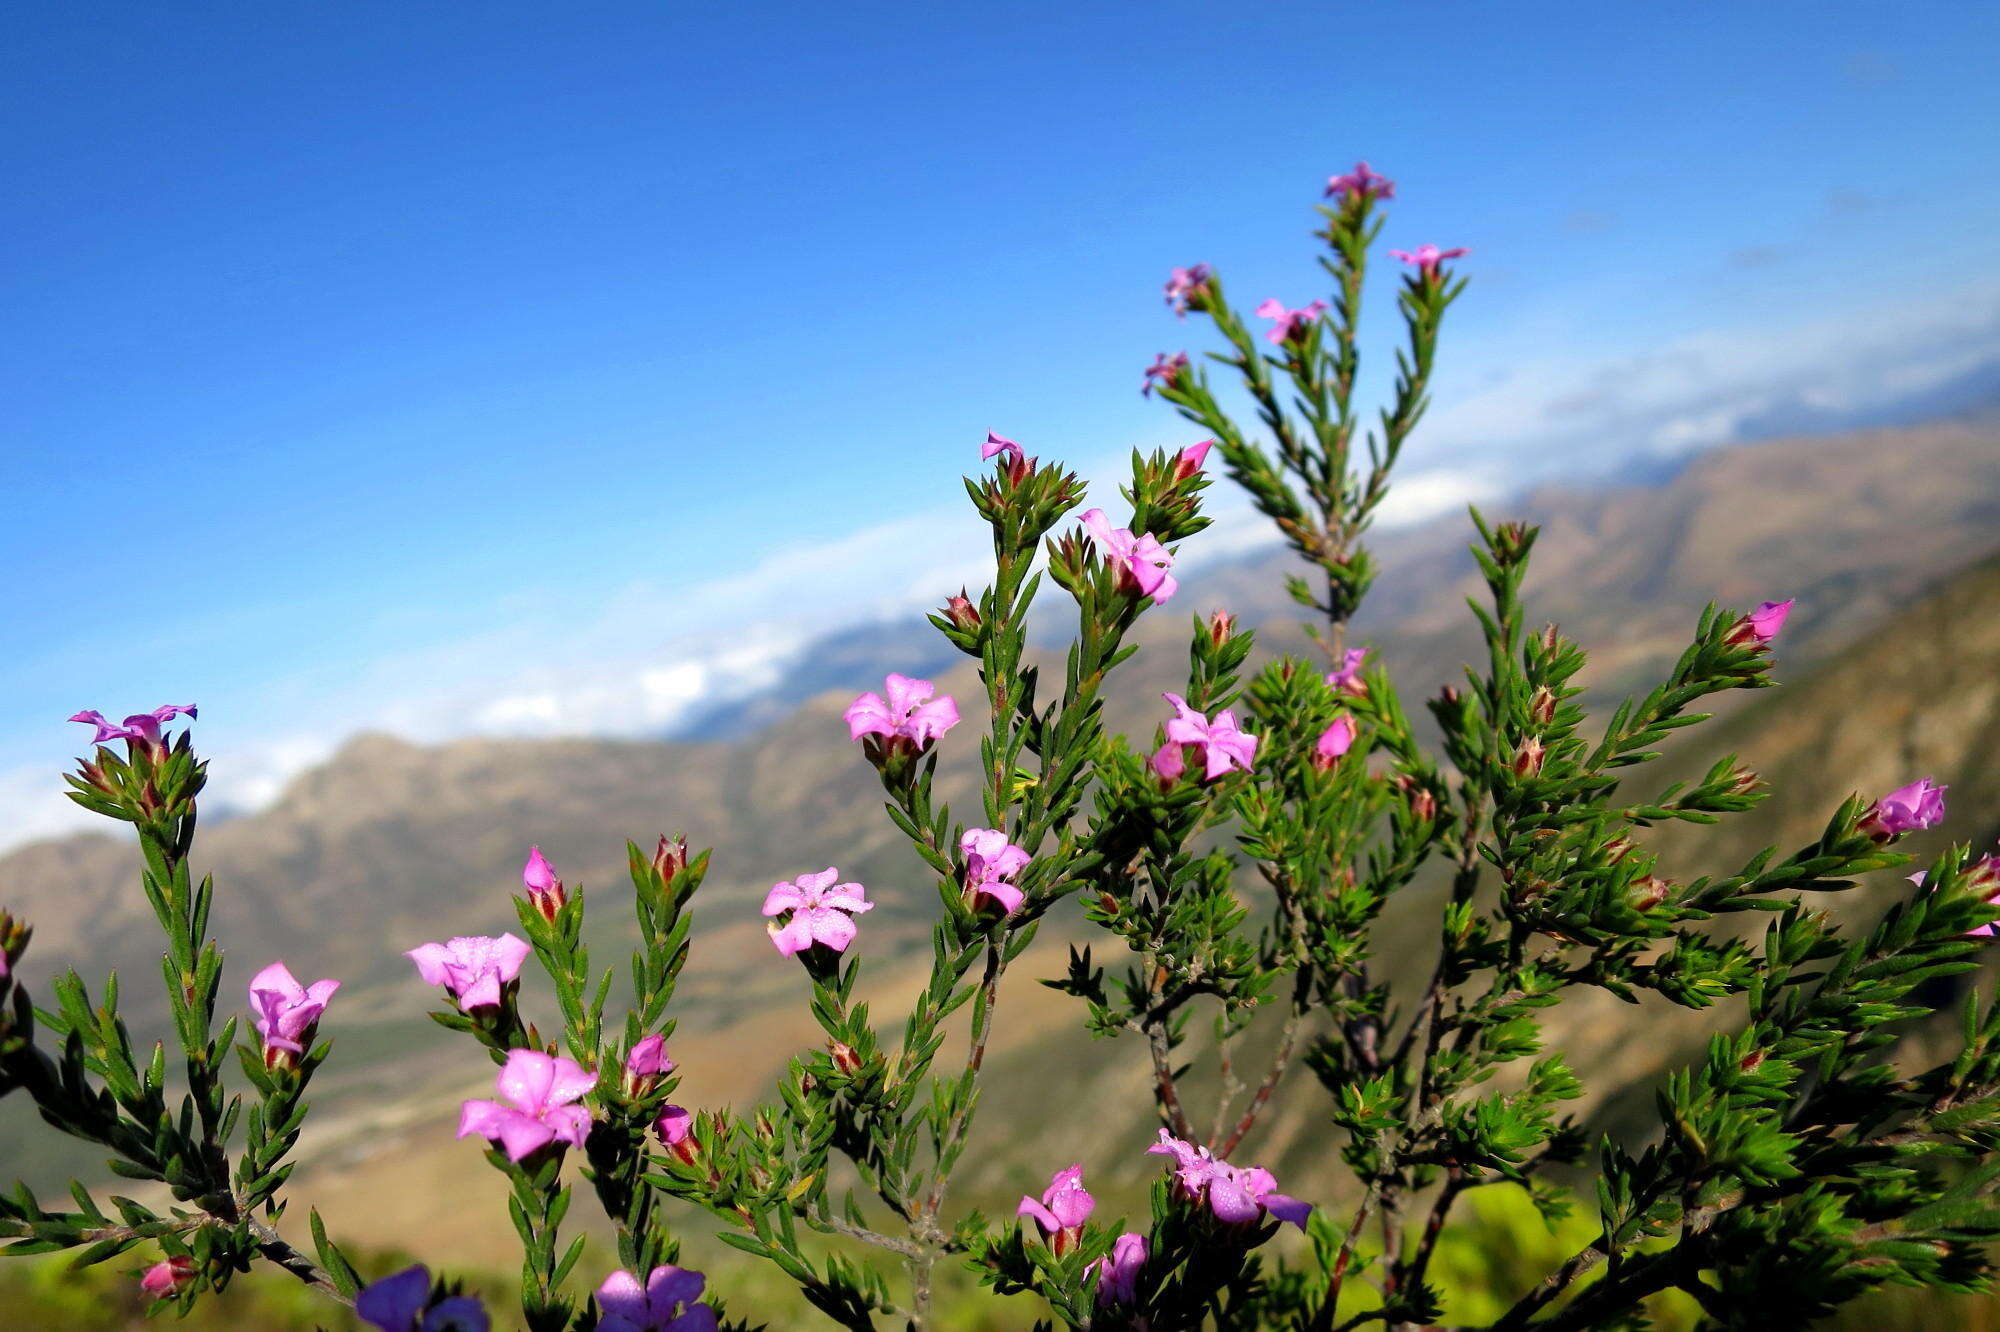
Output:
1017 1164 1095 1251
1088 1232 1148 1305
656 1105 694 1147
247 961 338 1062
520 845 566 917
458 1049 595 1162
1956 856 2000 939
1164 264 1213 316
961 827 1029 915
1154 692 1258 782
1147 1129 1311 1229
1081 509 1178 603
1325 647 1369 697
1313 716 1357 770
1143 352 1190 397
356 1265 489 1332
140 1256 194 1299
1254 297 1328 345
597 1265 716 1332
844 674 961 750
1325 160 1395 203
624 1033 674 1094
1860 779 1947 840
69 705 197 747
1390 244 1468 278
1172 439 1214 481
405 934 532 1011
763 868 874 956
1724 599 1794 648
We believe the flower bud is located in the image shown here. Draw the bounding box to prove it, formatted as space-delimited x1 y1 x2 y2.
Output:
140 1256 196 1300
1393 775 1438 822
652 835 689 885
1206 609 1236 648
1723 599 1794 649
943 591 981 633
1511 736 1546 778
828 1040 862 1076
624 1034 674 1096
656 1105 700 1163
1626 876 1672 911
1172 439 1214 481
521 846 565 922
1529 686 1556 726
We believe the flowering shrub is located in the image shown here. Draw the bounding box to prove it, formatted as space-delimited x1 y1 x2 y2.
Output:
5 164 2000 1332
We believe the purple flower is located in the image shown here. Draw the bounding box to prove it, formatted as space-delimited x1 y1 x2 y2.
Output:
844 674 961 751
1313 716 1357 770
1154 692 1258 782
1164 264 1213 316
1142 352 1190 397
69 704 197 747
247 961 338 1063
1325 647 1369 697
763 868 874 956
1017 1164 1095 1251
457 1049 595 1162
1325 160 1395 203
656 1105 694 1148
1254 297 1328 346
961 827 1029 915
405 935 532 1011
1390 244 1468 278
597 1264 717 1332
1725 599 1794 648
1861 779 1948 840
356 1265 490 1332
982 430 1024 463
1147 1129 1311 1229
1088 1231 1148 1305
1081 509 1178 604
627 1033 673 1079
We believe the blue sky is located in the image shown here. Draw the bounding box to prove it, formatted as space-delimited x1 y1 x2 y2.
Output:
3 2 1998 846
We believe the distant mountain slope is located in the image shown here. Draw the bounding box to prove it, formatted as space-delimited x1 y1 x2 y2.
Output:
3 417 1999 1251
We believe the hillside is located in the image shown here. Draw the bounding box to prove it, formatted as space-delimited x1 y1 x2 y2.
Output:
1 417 1998 1285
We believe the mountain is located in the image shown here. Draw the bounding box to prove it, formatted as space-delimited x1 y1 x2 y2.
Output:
2 416 1999 1278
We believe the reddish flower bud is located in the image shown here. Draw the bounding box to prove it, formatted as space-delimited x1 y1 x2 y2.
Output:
828 1040 862 1076
943 591 981 633
1393 775 1438 822
1207 609 1236 648
1627 876 1672 911
652 835 689 884
1529 686 1556 726
1511 736 1546 778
